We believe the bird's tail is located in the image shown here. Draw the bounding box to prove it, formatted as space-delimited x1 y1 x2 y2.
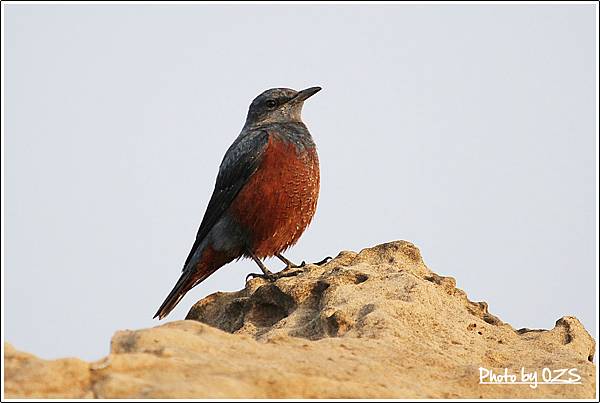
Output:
153 269 196 320
154 248 225 320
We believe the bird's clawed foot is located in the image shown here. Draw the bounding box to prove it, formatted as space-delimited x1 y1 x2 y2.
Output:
276 253 333 269
276 253 302 270
246 251 304 283
245 252 333 283
296 256 333 267
313 256 333 266
245 269 303 283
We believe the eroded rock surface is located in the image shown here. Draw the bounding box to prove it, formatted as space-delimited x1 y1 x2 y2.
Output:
4 241 596 398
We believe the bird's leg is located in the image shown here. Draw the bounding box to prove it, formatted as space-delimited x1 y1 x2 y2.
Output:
245 252 274 281
246 250 303 282
276 253 301 270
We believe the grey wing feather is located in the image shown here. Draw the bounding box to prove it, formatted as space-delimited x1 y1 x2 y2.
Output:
182 130 269 269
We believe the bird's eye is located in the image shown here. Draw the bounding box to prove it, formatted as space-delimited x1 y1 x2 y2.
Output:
265 99 277 108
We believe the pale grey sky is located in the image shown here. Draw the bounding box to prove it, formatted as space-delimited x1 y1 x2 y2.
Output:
4 4 597 360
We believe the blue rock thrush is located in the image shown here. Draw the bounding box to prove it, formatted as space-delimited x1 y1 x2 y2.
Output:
154 86 329 319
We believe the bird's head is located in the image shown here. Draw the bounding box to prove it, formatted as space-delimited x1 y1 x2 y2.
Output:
244 86 321 128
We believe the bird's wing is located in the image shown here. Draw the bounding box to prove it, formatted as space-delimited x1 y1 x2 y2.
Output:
182 129 270 270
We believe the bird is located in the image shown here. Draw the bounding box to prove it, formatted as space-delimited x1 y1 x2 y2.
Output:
154 86 329 320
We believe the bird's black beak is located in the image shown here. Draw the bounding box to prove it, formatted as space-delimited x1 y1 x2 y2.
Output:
292 86 322 103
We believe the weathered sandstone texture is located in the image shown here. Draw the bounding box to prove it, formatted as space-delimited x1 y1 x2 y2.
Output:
4 241 596 398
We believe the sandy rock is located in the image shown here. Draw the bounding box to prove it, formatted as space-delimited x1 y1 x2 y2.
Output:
4 342 92 398
4 241 596 398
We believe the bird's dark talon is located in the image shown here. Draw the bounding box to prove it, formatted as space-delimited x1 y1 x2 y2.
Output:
314 256 333 266
246 272 273 282
246 272 271 282
246 269 302 282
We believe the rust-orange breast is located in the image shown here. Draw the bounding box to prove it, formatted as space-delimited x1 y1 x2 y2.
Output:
229 133 320 258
